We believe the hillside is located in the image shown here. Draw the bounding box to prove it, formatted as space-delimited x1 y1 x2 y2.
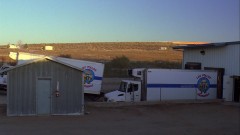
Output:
1 42 183 62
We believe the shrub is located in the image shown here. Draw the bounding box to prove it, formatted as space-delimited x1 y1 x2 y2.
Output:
59 54 72 58
110 55 130 68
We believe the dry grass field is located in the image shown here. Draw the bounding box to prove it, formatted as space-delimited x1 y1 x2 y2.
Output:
1 42 183 62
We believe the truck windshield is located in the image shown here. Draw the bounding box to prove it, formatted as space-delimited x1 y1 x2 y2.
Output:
119 82 127 92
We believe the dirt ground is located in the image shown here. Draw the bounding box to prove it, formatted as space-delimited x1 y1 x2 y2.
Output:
0 98 239 135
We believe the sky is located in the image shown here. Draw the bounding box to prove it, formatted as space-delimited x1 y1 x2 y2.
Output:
0 0 239 45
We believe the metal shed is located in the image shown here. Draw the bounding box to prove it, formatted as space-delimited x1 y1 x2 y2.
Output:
173 41 240 102
3 57 84 116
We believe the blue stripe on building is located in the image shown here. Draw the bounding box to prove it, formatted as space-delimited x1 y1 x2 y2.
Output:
147 84 217 88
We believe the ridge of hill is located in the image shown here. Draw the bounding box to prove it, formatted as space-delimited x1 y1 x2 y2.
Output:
172 41 208 45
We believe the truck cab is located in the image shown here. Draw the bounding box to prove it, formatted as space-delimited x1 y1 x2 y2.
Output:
104 80 141 102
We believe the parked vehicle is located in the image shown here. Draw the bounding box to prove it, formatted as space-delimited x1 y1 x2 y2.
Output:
0 64 12 91
104 68 217 102
104 80 141 102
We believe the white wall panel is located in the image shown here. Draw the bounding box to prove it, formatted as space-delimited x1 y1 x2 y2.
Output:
183 44 240 76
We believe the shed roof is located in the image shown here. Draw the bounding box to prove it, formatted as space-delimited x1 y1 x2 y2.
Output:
0 56 84 74
172 41 240 49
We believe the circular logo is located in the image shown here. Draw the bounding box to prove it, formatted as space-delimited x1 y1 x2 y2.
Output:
197 77 210 94
84 69 95 84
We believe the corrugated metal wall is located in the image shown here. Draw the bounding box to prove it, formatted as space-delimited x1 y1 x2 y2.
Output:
183 44 240 76
7 59 84 116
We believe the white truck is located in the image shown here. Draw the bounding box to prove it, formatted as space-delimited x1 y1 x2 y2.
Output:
0 64 12 91
104 68 218 102
9 52 105 98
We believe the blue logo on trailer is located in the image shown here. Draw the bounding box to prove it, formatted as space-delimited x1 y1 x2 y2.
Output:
82 65 103 88
197 77 210 97
84 69 95 84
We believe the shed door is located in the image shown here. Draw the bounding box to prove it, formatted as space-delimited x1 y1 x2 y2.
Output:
36 79 51 115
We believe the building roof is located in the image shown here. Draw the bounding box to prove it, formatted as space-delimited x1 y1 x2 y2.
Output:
172 41 240 49
0 57 84 74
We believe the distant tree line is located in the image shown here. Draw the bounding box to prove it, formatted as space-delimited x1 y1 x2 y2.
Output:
104 55 181 77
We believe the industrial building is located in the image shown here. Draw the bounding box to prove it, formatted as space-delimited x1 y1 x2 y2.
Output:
173 41 240 102
1 57 84 116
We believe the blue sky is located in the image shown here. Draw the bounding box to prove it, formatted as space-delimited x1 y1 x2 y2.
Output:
0 0 239 44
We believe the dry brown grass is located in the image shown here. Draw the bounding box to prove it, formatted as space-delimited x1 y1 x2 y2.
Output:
14 42 183 62
0 42 184 64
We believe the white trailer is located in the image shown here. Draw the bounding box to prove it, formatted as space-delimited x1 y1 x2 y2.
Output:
146 69 217 101
104 68 217 102
55 57 104 95
8 52 104 95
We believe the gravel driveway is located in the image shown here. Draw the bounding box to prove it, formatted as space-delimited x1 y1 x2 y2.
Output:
0 102 239 135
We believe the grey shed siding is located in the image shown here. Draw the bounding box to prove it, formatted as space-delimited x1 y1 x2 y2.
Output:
7 59 84 116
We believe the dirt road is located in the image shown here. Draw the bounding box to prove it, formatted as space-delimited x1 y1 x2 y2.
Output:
0 102 239 135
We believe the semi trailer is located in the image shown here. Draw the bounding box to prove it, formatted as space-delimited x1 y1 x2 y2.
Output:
104 68 217 102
